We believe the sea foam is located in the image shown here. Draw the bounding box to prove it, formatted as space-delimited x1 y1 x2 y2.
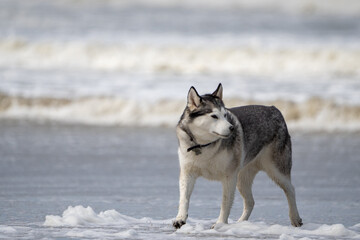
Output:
42 205 360 240
0 226 16 234
44 205 137 227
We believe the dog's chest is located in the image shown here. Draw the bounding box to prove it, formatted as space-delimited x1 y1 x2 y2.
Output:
182 148 235 180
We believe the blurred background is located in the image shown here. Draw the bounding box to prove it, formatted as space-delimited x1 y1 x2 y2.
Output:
0 0 359 131
0 1 360 239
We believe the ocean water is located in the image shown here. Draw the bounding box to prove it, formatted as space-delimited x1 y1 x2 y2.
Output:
0 0 360 131
0 121 359 239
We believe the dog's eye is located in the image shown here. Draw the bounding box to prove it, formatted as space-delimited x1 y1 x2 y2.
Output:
224 113 227 118
211 115 218 119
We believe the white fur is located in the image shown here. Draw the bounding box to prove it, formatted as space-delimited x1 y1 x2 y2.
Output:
175 110 242 227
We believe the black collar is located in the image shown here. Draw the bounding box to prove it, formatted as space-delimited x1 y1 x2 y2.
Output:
187 141 216 153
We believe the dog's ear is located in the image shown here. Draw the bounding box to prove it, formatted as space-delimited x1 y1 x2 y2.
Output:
187 86 202 111
212 83 223 100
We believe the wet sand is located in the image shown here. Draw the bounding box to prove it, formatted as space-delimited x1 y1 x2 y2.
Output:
0 121 359 238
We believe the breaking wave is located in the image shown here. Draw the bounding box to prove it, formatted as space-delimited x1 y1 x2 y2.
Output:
1 93 360 132
1 39 359 77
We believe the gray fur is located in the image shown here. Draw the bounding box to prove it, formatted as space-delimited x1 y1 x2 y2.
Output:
229 105 292 175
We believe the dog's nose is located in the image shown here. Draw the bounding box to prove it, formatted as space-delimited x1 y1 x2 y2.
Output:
229 125 234 131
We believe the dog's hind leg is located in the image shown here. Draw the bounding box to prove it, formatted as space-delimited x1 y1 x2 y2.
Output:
263 158 303 227
237 163 259 222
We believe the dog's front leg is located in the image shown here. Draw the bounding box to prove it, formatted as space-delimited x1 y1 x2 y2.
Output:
213 174 237 228
173 170 196 229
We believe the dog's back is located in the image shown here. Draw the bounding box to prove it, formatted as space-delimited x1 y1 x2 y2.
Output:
229 105 292 175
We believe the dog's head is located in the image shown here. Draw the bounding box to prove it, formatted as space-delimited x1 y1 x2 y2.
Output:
184 83 234 143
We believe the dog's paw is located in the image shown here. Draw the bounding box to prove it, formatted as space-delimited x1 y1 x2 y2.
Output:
173 219 186 229
291 217 303 227
211 222 225 229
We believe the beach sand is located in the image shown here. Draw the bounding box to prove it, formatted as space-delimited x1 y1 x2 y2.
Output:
0 121 359 239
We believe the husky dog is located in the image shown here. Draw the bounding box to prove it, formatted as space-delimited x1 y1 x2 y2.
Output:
173 83 302 229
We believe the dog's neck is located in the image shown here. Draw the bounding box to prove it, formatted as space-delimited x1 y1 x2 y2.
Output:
178 124 219 155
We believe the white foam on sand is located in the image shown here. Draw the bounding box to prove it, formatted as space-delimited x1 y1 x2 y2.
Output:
0 226 16 234
40 205 360 240
44 205 139 227
0 226 17 239
177 221 360 239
